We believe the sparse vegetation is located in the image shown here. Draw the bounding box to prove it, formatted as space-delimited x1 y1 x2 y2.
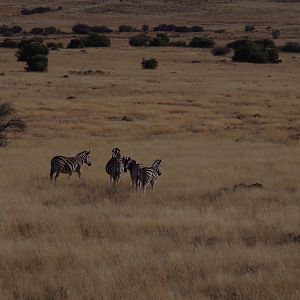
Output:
189 36 215 48
129 34 150 47
149 33 170 46
67 38 86 49
0 102 26 146
46 42 64 50
119 25 139 32
280 41 300 53
141 58 158 69
0 25 23 36
211 46 231 56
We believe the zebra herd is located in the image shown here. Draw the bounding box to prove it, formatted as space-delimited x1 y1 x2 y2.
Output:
50 148 162 192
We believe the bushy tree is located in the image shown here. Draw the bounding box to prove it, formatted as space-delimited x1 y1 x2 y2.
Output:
232 40 279 63
141 58 158 69
25 54 48 72
189 37 215 48
129 34 150 47
16 40 49 61
85 33 111 47
0 102 26 147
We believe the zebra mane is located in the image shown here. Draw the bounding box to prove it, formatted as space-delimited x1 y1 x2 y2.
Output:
77 150 90 157
151 159 161 167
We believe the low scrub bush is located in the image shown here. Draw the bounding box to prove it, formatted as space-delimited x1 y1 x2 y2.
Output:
20 6 61 15
168 41 187 47
149 33 170 47
211 46 231 56
0 38 19 48
129 34 150 47
232 40 280 63
153 24 203 32
141 58 158 69
25 54 48 72
72 23 113 34
85 33 111 47
119 25 139 32
0 25 23 36
67 38 87 49
142 24 149 32
280 42 300 53
190 37 215 48
244 24 255 32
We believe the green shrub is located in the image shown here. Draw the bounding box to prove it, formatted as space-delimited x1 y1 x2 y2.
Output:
67 38 86 49
85 33 111 47
149 33 170 47
211 46 231 56
280 42 300 53
0 38 19 48
25 54 48 72
16 40 49 61
141 58 158 69
129 34 150 47
232 40 279 63
189 37 215 48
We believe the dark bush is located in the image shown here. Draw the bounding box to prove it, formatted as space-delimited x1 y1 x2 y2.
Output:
191 26 204 32
72 23 112 34
0 38 19 48
21 7 53 15
119 25 139 32
26 54 48 72
46 42 64 50
211 46 231 56
72 23 90 34
30 27 44 35
85 33 111 47
141 58 158 69
16 40 49 61
190 37 215 48
142 24 149 32
129 34 150 47
44 26 59 35
0 25 23 36
153 24 176 32
280 42 300 53
67 38 86 49
232 40 279 63
174 26 191 33
245 24 255 32
255 39 276 48
149 33 170 46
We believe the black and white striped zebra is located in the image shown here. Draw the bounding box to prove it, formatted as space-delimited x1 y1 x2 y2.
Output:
127 159 144 189
139 159 162 192
50 150 91 184
106 148 131 186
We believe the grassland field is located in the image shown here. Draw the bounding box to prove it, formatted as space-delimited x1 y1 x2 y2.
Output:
0 0 300 299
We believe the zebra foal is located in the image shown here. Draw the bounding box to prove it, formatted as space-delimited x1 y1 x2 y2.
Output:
50 150 91 184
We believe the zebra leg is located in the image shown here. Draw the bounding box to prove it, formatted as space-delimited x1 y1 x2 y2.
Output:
54 172 60 184
76 170 81 180
50 169 55 183
67 172 72 181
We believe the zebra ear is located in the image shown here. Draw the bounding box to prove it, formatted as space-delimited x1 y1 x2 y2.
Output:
88 150 90 154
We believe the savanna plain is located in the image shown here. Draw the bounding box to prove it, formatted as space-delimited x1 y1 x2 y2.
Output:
0 0 300 299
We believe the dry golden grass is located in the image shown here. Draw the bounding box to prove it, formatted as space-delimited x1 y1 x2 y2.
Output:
0 0 300 299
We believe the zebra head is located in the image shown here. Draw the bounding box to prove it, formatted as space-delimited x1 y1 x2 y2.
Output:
77 150 91 166
152 159 162 176
112 147 121 158
122 156 132 173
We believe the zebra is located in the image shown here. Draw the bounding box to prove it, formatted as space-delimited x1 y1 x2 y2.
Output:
127 159 144 189
50 150 91 184
105 148 131 186
138 159 162 192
